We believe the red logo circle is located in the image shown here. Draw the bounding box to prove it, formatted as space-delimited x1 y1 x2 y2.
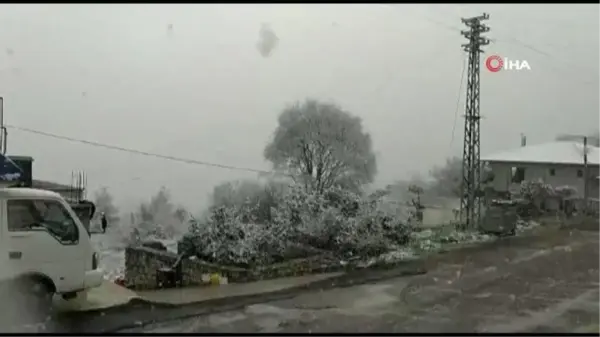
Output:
485 55 503 72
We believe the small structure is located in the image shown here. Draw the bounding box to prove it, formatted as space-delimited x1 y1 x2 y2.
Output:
482 141 600 199
31 179 84 201
7 156 85 201
7 155 96 231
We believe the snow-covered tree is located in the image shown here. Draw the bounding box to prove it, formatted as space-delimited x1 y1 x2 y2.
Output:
93 187 120 224
212 180 259 208
210 179 286 224
173 206 188 223
136 187 186 240
264 99 377 194
429 156 462 198
428 157 493 200
183 182 415 266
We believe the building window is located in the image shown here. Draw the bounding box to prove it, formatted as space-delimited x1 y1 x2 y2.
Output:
577 169 583 178
549 168 555 176
511 167 526 183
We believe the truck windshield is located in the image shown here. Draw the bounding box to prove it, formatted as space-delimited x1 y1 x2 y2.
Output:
7 199 80 243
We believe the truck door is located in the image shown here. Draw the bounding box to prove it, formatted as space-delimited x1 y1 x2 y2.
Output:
4 198 86 292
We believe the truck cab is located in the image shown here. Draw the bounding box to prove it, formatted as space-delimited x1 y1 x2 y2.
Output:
0 187 103 288
0 155 104 317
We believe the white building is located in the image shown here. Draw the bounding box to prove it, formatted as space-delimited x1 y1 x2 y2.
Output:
481 141 600 198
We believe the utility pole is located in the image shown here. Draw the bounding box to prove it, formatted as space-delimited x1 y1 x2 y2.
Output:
0 96 5 154
559 134 590 214
459 13 490 230
583 136 588 214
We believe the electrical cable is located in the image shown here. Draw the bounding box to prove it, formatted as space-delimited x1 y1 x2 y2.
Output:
5 124 280 176
450 55 468 149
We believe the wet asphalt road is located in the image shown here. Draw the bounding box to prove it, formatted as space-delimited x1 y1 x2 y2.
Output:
4 226 598 333
125 228 599 333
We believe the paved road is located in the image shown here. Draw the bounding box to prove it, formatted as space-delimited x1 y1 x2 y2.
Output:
130 228 599 333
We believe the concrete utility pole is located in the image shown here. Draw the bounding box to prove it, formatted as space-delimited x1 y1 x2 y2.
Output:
558 134 590 214
583 136 589 213
459 13 490 230
0 96 5 154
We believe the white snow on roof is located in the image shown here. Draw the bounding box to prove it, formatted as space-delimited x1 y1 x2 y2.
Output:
482 141 600 166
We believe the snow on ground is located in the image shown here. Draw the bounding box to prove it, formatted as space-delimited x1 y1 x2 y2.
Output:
91 229 178 281
88 219 527 282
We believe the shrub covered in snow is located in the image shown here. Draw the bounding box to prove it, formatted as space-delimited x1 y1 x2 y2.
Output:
515 180 578 218
518 180 555 202
184 207 268 267
269 184 413 259
181 181 414 266
408 226 493 254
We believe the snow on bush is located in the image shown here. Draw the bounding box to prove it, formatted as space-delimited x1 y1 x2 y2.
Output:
356 247 417 268
184 205 276 267
270 184 413 259
408 226 493 254
518 180 555 202
515 180 579 218
516 219 540 233
517 180 577 206
182 182 414 266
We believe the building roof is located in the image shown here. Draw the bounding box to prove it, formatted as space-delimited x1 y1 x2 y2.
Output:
32 179 83 191
482 141 600 166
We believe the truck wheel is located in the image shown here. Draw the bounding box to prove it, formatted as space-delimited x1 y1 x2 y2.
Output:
21 280 55 319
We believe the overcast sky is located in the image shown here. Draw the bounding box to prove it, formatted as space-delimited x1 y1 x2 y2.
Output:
0 4 597 211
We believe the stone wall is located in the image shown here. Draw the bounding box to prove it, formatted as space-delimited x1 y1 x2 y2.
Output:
124 245 342 290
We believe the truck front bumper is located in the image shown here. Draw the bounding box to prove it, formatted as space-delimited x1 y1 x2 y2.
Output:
84 268 104 289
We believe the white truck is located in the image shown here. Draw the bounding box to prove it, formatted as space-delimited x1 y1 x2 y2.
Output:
0 187 104 315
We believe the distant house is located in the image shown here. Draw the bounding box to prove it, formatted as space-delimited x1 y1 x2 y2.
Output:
481 141 600 199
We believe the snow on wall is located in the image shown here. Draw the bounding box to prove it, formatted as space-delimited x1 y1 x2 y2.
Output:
124 245 340 290
92 231 178 281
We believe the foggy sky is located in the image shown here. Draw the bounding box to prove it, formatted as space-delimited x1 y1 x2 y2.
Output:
0 4 597 212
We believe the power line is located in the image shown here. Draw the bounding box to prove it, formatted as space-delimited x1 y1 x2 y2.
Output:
6 124 441 207
371 6 594 87
412 10 598 86
450 55 468 149
6 124 278 176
